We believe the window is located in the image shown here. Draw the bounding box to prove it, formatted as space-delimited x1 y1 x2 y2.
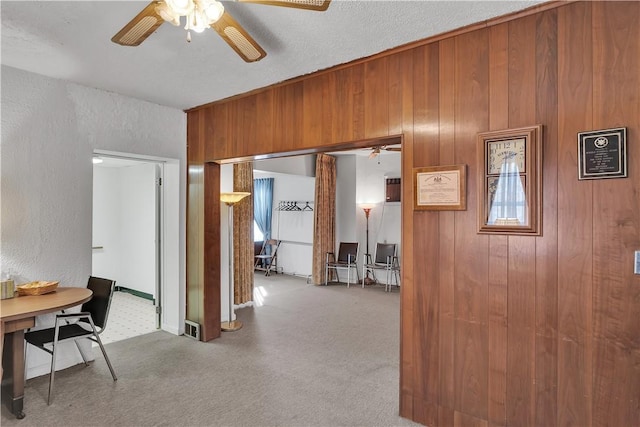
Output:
254 221 264 242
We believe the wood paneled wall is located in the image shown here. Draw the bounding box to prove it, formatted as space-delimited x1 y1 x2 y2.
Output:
186 2 640 425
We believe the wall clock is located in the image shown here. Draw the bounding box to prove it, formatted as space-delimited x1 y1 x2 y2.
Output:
477 125 542 235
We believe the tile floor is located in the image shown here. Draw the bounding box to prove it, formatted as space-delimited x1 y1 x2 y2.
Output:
99 291 157 345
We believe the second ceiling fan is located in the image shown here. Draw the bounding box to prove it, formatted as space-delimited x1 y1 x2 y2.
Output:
369 145 401 159
112 0 331 63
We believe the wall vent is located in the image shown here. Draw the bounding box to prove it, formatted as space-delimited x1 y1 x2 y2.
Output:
184 320 200 340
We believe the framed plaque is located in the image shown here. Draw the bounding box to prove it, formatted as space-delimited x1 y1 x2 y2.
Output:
578 127 627 180
477 125 542 235
414 164 466 211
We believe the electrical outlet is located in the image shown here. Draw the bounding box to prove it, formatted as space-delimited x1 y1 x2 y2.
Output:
635 251 640 275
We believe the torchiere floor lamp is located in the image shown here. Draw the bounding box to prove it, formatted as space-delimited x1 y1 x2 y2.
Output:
220 191 251 332
360 203 376 285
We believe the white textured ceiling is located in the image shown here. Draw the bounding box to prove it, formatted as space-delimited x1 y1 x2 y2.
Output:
1 0 545 110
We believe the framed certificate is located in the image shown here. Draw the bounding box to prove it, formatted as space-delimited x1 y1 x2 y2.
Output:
477 125 542 235
578 127 627 180
414 164 466 211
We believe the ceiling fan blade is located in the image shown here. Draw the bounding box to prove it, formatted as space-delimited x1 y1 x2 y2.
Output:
237 0 331 12
111 1 165 46
385 147 402 152
210 11 267 63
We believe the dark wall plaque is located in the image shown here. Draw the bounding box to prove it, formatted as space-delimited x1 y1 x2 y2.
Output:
578 127 627 180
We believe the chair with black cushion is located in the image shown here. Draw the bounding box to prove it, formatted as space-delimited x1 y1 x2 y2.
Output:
325 242 360 287
254 239 281 276
24 276 118 405
362 243 400 291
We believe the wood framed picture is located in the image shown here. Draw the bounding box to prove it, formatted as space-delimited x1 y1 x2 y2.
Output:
477 125 542 235
414 164 466 211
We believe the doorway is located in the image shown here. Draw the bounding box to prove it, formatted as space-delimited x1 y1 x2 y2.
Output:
92 155 162 343
218 137 402 321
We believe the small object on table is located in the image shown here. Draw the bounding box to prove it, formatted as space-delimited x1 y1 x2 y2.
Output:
16 281 59 296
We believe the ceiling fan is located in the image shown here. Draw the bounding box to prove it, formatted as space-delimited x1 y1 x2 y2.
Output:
111 0 331 63
368 146 401 159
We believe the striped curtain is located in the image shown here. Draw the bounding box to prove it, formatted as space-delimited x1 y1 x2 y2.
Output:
233 162 254 304
312 154 336 285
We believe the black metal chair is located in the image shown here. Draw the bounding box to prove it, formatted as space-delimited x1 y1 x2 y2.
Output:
24 276 118 405
362 243 400 291
325 242 360 287
254 239 281 276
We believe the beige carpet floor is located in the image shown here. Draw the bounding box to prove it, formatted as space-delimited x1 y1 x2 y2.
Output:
1 274 418 427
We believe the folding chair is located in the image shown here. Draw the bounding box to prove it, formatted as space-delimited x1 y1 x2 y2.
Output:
254 239 281 276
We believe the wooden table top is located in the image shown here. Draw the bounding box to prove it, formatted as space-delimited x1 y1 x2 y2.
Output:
0 287 92 323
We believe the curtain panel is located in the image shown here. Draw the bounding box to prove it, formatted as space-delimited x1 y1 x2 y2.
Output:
233 162 254 304
253 178 274 243
312 154 336 285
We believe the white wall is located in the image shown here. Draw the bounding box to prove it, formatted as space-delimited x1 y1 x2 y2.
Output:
93 163 157 298
92 167 121 281
333 153 401 283
336 156 357 245
254 170 315 278
1 66 186 378
253 155 315 177
355 154 402 260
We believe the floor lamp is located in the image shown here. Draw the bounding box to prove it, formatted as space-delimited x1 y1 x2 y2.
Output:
359 203 375 284
220 191 251 332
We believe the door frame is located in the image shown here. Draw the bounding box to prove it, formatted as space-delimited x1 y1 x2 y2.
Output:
93 149 183 336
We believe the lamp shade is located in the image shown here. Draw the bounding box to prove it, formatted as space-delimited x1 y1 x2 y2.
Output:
220 192 251 205
359 203 376 211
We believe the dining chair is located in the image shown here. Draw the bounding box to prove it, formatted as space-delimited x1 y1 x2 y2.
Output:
24 276 118 405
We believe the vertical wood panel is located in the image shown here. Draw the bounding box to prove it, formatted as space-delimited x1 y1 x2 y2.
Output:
557 3 593 426
255 90 274 154
438 37 456 414
388 52 405 137
273 82 303 153
332 67 355 143
206 103 227 161
320 72 336 146
398 48 416 421
453 29 489 420
364 57 390 138
239 95 257 158
534 8 559 427
409 41 441 424
506 14 537 427
411 43 440 422
303 75 323 148
351 64 366 142
487 22 509 427
591 2 640 426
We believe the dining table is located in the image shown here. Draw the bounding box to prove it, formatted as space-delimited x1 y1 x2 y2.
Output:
1 286 92 419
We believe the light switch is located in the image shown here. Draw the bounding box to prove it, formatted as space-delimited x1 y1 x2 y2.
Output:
635 251 640 275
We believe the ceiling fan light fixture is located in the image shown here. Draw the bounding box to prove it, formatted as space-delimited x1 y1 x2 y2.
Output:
203 1 225 23
186 8 209 33
164 0 195 16
156 3 181 26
